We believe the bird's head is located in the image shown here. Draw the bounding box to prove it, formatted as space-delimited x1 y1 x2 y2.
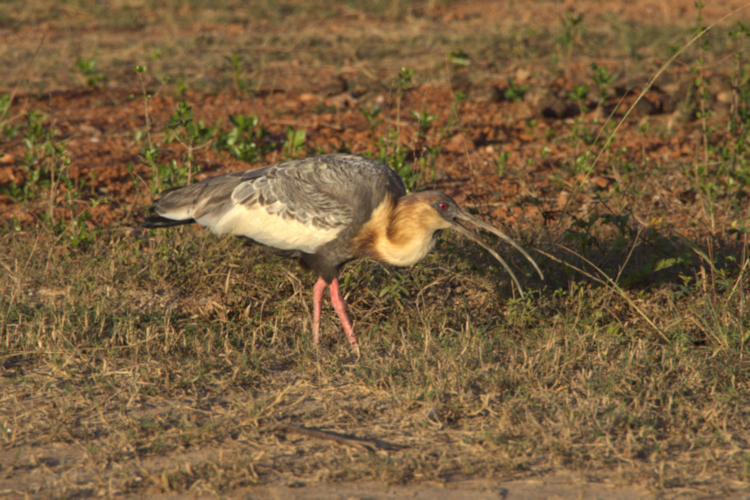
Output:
407 191 545 296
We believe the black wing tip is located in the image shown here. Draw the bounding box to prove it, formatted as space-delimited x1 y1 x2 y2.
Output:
141 214 195 229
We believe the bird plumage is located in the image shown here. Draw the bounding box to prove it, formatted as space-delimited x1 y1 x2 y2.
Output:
143 153 543 351
145 154 405 282
353 191 451 266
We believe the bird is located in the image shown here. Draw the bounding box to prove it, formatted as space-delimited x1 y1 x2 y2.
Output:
142 153 543 352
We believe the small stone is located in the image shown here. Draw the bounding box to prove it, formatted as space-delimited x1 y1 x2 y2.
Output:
445 133 475 152
716 91 733 104
591 175 614 190
298 93 319 103
514 68 531 82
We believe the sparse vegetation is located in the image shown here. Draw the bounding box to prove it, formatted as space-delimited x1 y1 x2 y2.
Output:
503 78 532 103
1 1 750 498
74 57 105 87
217 113 269 163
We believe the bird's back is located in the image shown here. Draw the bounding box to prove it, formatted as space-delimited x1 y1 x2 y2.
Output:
144 154 406 263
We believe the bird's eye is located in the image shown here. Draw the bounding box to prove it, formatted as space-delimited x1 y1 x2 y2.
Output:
438 202 448 210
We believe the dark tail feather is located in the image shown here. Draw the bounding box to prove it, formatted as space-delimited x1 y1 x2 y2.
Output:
142 214 195 229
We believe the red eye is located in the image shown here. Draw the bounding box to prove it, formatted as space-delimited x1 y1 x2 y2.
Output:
439 202 448 210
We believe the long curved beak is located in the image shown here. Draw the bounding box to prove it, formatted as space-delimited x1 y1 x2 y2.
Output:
450 211 544 298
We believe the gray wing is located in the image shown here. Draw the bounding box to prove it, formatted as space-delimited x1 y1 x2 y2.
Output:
149 154 405 253
231 159 353 230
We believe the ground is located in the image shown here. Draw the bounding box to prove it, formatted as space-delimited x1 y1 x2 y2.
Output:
1 1 750 498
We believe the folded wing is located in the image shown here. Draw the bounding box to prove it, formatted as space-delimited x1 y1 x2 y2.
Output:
146 157 355 254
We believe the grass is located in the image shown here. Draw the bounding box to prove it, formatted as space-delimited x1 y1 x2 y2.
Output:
2 221 749 495
0 1 743 95
2 0 750 497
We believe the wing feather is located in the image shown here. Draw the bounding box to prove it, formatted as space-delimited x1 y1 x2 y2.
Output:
148 154 404 254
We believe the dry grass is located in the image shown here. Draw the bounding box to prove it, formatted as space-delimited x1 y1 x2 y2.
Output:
1 223 749 496
0 0 740 95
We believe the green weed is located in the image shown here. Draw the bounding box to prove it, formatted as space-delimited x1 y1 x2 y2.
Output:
359 105 383 135
409 108 436 140
226 52 248 94
504 78 532 103
166 102 217 185
5 111 74 206
556 12 584 76
217 114 268 163
284 127 307 159
74 57 105 87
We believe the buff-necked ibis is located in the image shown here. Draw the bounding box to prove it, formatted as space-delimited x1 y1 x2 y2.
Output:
142 154 543 352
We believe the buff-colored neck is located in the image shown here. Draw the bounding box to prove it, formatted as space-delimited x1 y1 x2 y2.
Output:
354 194 450 267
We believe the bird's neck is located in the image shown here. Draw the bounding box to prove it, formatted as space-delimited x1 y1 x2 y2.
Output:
354 195 445 267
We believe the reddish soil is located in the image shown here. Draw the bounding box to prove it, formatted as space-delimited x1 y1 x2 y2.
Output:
0 70 740 241
1 0 747 242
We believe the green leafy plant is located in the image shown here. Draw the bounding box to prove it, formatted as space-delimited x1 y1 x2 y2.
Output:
590 63 615 103
372 66 420 193
409 109 436 140
217 114 268 163
494 150 511 177
447 49 471 68
504 78 532 103
284 127 306 158
568 83 589 112
175 77 188 98
64 211 96 250
133 64 167 192
556 13 584 76
0 93 13 137
417 145 441 183
165 102 217 186
378 272 410 307
373 130 416 193
226 53 247 94
359 106 382 135
565 84 596 149
6 111 74 207
75 58 105 87
397 66 413 97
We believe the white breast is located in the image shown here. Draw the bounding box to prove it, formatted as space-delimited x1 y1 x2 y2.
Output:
196 203 342 253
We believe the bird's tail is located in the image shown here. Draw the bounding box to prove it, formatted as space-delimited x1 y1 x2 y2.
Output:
142 213 195 229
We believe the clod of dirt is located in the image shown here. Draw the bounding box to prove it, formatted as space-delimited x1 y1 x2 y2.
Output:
445 133 475 152
709 75 734 104
450 72 472 95
469 84 502 103
514 67 532 83
325 92 358 109
659 93 679 114
537 91 579 119
630 97 660 117
319 75 349 97
655 72 692 96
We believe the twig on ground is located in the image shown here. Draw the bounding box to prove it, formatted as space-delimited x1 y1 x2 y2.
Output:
270 423 406 452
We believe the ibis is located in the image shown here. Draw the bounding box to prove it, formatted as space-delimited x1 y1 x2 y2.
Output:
142 154 543 351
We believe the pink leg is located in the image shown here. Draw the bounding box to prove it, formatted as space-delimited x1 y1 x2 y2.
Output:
312 277 328 345
329 277 359 348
